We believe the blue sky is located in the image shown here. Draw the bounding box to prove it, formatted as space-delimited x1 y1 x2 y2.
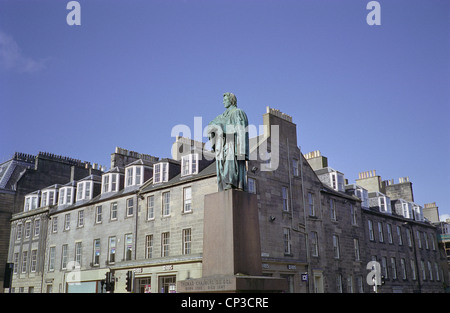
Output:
0 0 449 219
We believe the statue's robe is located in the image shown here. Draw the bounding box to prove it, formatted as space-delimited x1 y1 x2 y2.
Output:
208 105 249 191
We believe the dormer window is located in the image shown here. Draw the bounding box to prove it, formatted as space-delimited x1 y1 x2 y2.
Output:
76 181 92 202
329 171 345 192
125 166 144 187
355 187 369 209
41 190 57 207
102 173 120 193
59 186 75 206
153 162 168 184
413 205 423 222
378 195 391 214
24 194 39 212
181 154 199 177
402 201 413 219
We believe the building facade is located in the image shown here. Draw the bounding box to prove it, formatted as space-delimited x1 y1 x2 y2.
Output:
5 108 449 293
1 152 103 292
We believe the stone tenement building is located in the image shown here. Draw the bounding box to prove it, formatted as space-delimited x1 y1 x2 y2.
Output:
5 107 449 293
0 152 103 292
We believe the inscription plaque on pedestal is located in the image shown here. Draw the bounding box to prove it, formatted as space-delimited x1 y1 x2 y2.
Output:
177 189 287 293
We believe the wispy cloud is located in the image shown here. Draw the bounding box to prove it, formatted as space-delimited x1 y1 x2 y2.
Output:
0 30 46 73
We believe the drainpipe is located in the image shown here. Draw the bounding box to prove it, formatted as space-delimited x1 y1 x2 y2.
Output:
134 192 140 261
299 145 311 293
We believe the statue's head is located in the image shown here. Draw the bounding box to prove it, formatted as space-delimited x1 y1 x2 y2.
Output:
223 92 237 108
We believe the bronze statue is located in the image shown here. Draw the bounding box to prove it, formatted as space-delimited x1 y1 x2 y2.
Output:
207 93 249 191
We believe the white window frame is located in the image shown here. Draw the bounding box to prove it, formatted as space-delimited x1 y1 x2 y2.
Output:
48 247 55 271
109 236 116 263
30 249 37 272
76 181 92 202
78 210 84 227
13 253 19 274
41 190 57 207
183 228 192 255
147 195 155 220
61 244 69 270
181 154 199 176
126 198 134 217
34 218 40 237
111 173 118 192
330 172 337 190
61 244 68 270
24 221 31 238
102 173 120 193
154 163 161 183
161 232 170 257
95 205 102 224
183 187 192 213
16 223 23 240
110 202 118 220
125 166 144 187
52 217 58 233
145 235 153 259
153 162 169 184
64 213 70 231
41 191 48 207
93 239 101 266
379 196 386 212
75 242 82 268
24 195 39 211
58 187 75 206
126 167 133 187
102 175 110 193
162 191 170 217
125 234 133 261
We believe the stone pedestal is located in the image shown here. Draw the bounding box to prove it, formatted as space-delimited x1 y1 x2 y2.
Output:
177 189 287 293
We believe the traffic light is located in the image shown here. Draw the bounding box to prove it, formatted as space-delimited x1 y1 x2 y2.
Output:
103 271 115 293
3 263 13 289
125 270 133 292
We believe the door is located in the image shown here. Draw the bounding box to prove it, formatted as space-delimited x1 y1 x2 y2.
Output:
314 272 324 293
